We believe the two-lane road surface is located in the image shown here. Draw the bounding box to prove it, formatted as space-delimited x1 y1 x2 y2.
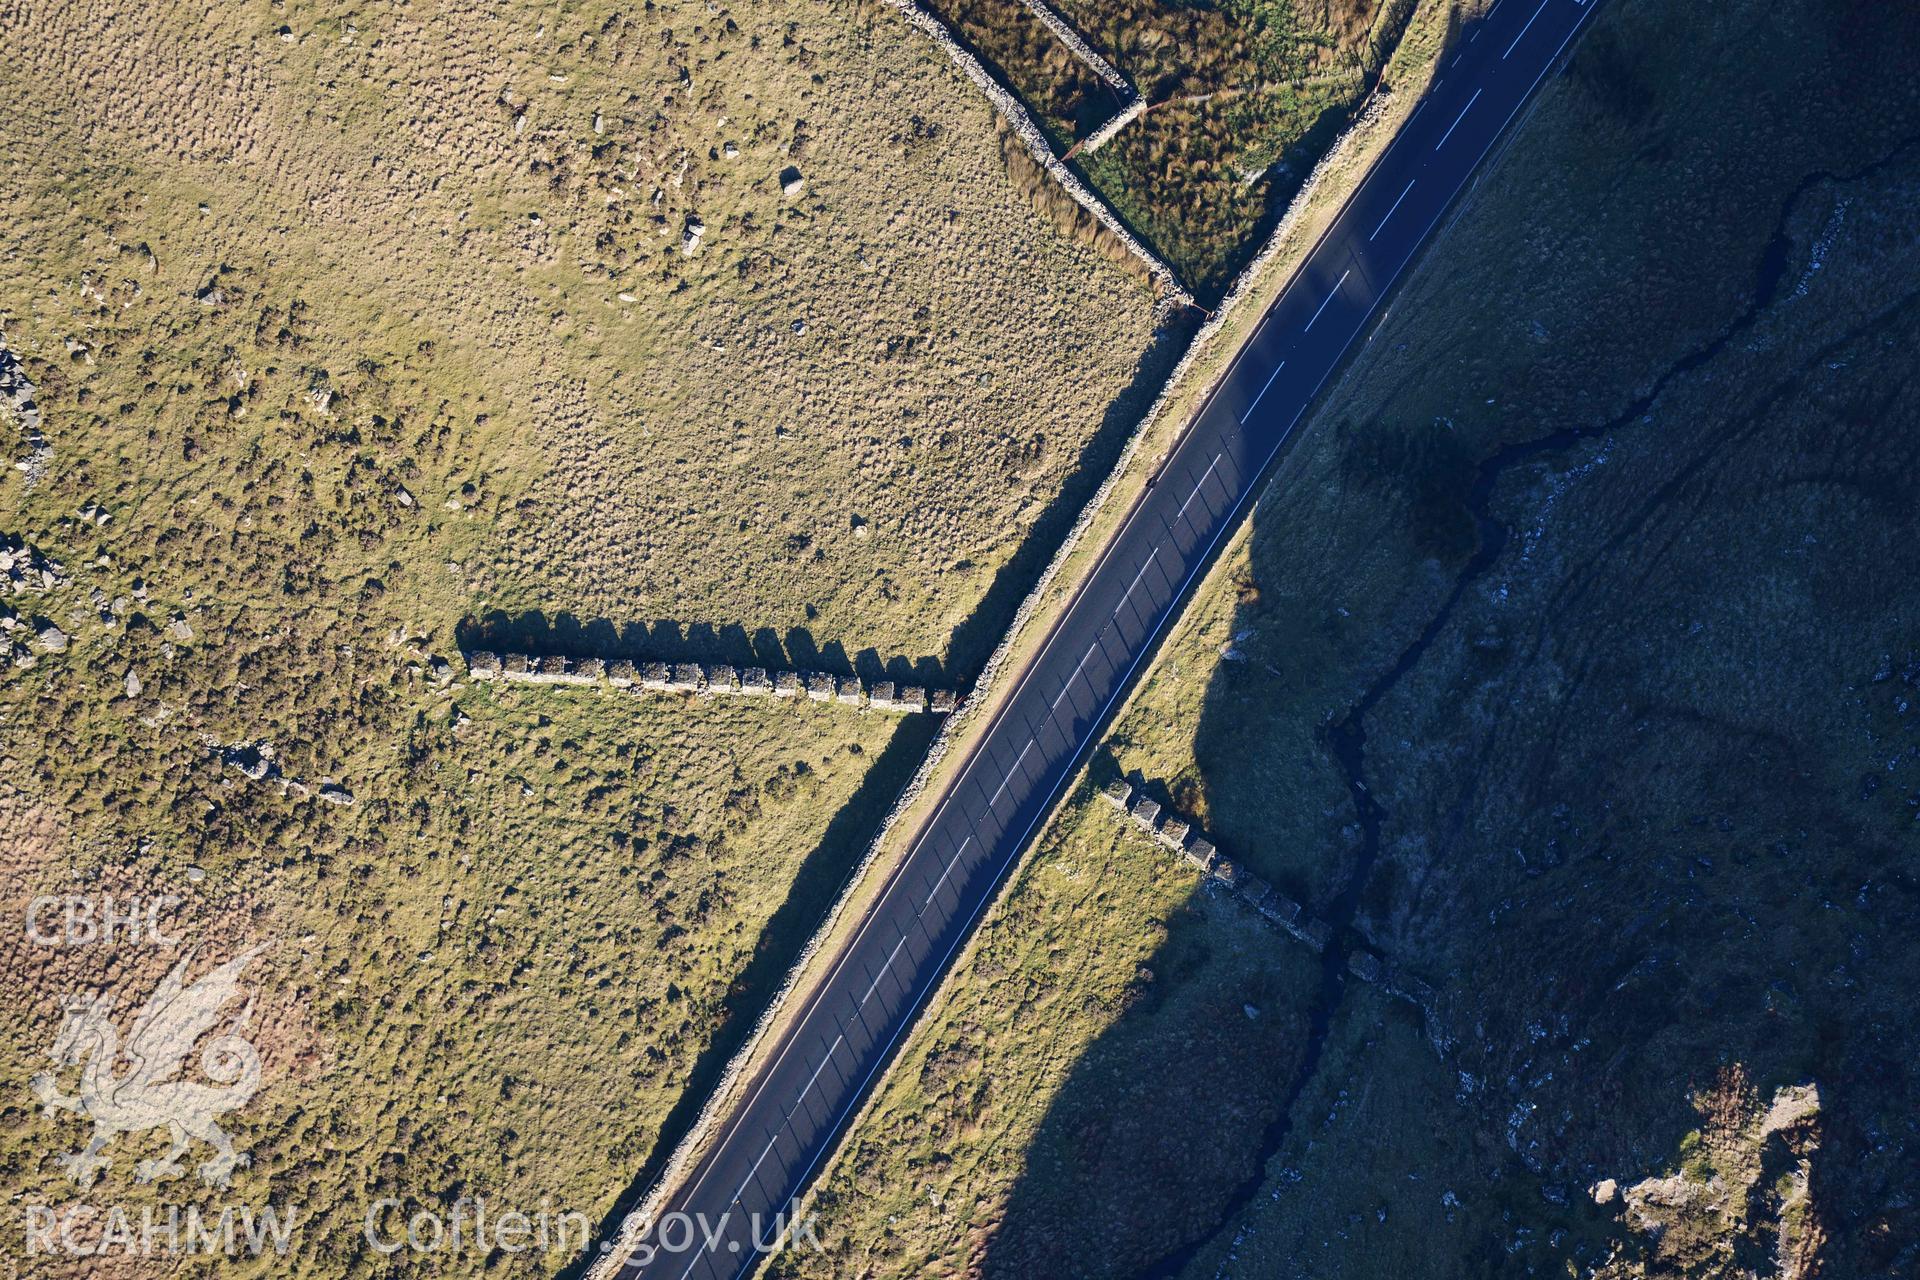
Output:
614 2 1605 1274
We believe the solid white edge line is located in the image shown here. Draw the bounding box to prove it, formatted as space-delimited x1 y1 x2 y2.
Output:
721 0 1609 1260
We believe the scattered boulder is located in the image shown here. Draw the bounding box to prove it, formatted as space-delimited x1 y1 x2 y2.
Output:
34 621 67 653
317 782 355 806
1 534 67 595
222 744 273 781
779 166 804 197
681 215 705 256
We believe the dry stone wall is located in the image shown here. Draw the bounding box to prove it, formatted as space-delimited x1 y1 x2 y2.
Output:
1076 96 1149 156
1013 0 1131 98
0 332 50 488
883 0 1185 302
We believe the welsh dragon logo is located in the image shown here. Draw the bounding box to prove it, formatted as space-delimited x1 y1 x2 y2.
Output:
31 944 268 1189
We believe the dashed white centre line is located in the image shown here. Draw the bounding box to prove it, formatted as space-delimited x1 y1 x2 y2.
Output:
632 2 1620 1270
793 1032 845 1108
1124 547 1161 597
1505 0 1551 58
1369 179 1417 242
1303 269 1352 332
1050 641 1102 711
987 739 1037 807
1435 87 1482 151
922 837 970 911
1238 361 1286 424
733 1127 786 1203
860 930 912 1006
1174 453 1225 522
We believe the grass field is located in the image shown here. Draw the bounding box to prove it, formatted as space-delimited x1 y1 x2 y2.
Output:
775 0 1920 1274
0 0 1161 1275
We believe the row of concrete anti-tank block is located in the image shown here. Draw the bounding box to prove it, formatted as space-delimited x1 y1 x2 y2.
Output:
464 650 957 714
1102 777 1336 953
1098 777 1441 1020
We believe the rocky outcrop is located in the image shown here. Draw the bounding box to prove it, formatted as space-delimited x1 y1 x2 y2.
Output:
0 534 66 599
205 737 356 807
0 333 50 488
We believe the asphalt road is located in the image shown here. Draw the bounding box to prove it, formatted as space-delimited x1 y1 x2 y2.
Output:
613 2 1604 1275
